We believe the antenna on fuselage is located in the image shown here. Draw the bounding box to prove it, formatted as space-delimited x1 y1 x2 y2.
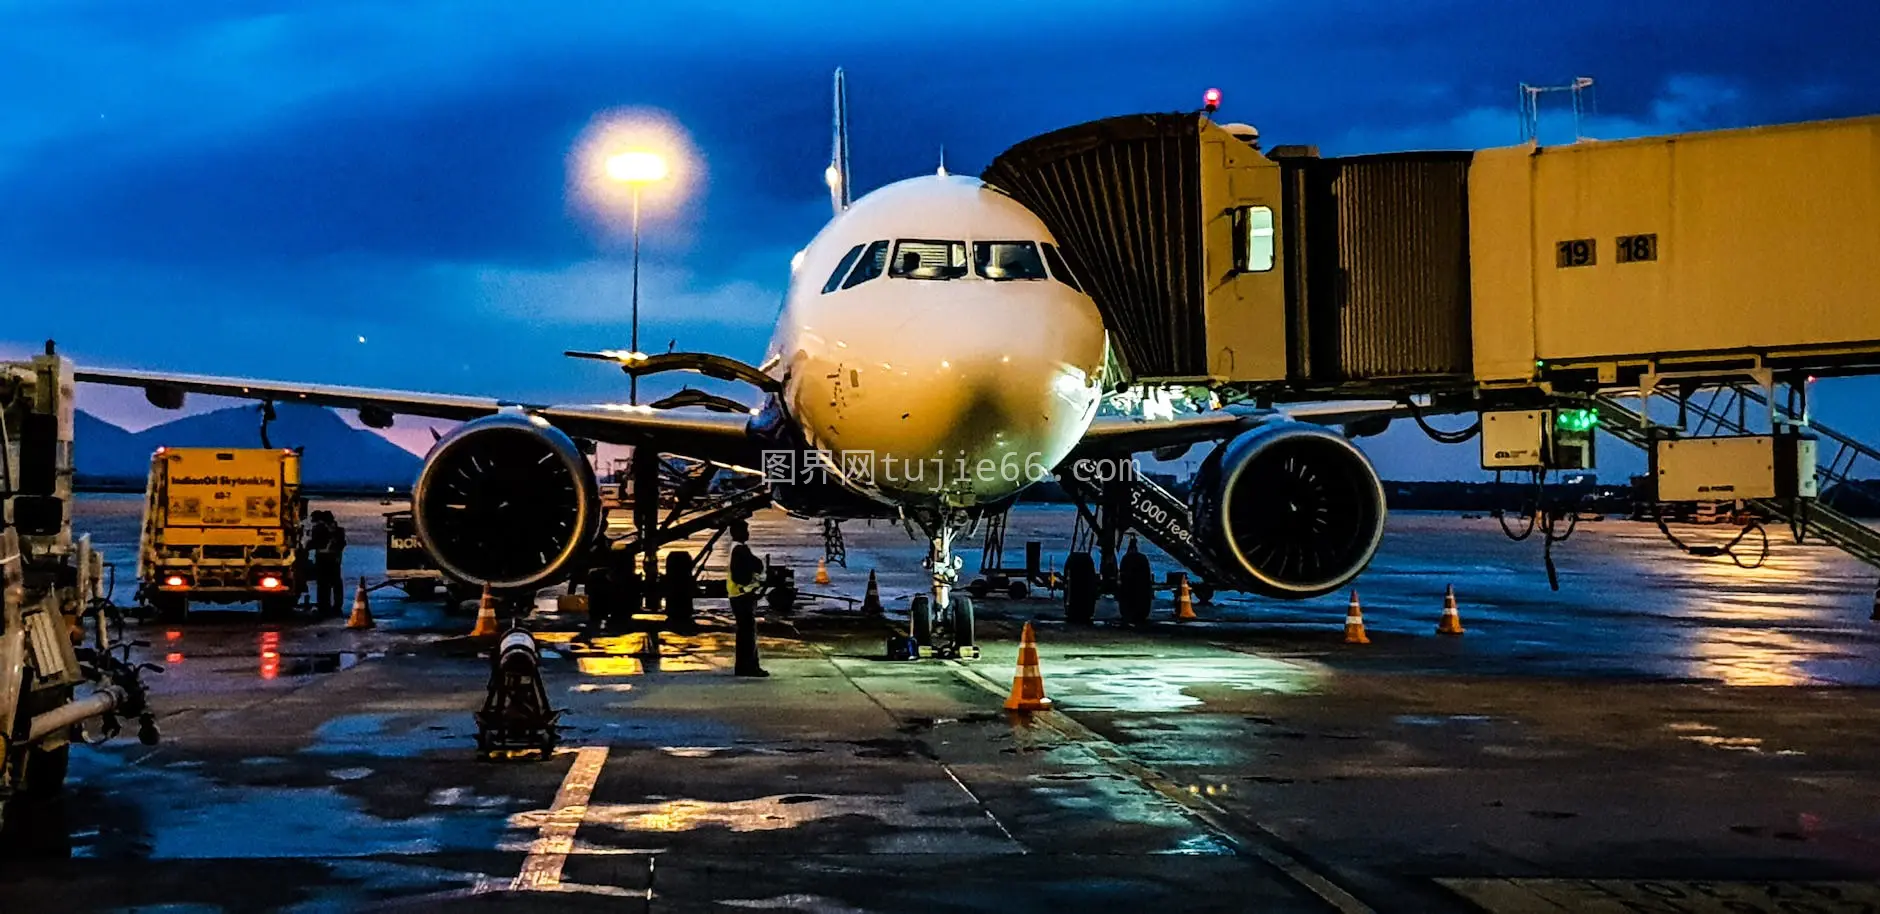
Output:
826 68 851 213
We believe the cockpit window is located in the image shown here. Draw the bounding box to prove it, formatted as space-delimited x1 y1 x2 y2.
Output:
821 244 865 294
840 240 890 289
1040 242 1084 293
890 239 968 280
973 241 1048 281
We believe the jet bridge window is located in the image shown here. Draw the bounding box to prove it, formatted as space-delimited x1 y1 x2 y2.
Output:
973 241 1048 280
821 243 866 294
840 240 890 289
1040 242 1083 293
1231 205 1275 273
890 239 968 280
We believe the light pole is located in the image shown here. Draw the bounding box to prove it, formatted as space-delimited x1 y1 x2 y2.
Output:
604 150 669 406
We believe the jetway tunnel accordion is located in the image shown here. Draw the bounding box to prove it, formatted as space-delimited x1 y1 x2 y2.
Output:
984 113 1475 388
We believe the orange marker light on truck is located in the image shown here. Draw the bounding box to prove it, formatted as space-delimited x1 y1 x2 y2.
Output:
164 575 187 588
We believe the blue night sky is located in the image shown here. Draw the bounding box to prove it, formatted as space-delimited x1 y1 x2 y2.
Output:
3 1 1878 479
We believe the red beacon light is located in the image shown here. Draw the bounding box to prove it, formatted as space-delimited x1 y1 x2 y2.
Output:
1202 87 1222 114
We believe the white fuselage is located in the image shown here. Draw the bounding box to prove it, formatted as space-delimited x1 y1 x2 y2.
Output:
765 174 1108 511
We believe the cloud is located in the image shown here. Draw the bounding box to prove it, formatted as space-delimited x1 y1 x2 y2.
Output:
442 259 787 328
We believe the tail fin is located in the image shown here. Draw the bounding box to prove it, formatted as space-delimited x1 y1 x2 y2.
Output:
826 67 851 214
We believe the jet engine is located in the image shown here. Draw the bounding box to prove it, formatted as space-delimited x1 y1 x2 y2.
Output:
412 411 601 592
1190 422 1386 598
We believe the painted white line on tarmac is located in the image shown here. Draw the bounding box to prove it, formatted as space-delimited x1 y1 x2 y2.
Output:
511 745 610 892
945 659 1376 914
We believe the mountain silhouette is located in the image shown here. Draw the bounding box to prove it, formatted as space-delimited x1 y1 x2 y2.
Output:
76 403 422 490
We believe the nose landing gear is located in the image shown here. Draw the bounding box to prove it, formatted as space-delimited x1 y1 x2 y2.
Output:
902 517 977 661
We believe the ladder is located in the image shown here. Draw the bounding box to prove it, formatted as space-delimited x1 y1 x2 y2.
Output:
1057 464 1245 589
1592 391 1880 569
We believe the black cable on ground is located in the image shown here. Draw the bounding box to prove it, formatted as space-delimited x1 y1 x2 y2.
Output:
1653 508 1770 569
1400 397 1481 444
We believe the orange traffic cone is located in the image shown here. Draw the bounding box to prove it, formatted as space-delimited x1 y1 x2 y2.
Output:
470 585 501 637
346 577 375 630
1174 576 1197 622
1002 622 1053 711
1436 585 1465 636
815 557 831 586
1344 590 1369 644
861 570 884 615
1870 580 1879 622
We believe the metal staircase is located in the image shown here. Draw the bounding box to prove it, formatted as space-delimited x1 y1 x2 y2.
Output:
1592 390 1880 569
1057 462 1245 589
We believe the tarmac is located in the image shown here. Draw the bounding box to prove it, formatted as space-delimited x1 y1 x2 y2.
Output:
4 496 1880 912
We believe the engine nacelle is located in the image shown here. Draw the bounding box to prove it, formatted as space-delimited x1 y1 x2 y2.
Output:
412 411 600 592
1191 422 1386 599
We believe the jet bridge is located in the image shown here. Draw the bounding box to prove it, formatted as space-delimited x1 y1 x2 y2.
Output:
988 110 1880 578
984 111 1880 401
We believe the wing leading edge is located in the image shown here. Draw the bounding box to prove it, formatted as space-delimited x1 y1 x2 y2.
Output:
74 367 758 467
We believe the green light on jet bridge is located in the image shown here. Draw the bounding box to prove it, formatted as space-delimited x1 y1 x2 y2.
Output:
1556 408 1599 433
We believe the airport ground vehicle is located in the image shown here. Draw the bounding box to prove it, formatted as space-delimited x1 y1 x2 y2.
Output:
384 508 479 603
2 346 157 841
136 447 307 620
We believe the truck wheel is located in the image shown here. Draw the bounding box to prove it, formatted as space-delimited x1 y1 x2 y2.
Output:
1063 552 1097 625
151 593 188 623
18 742 69 800
765 585 797 615
259 594 299 620
967 579 990 599
1007 580 1030 600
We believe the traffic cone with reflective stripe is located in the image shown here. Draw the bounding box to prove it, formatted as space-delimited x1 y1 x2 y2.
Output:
1436 585 1465 636
346 577 374 630
1003 622 1053 711
1344 590 1369 644
862 570 884 616
815 557 831 586
470 585 501 638
1174 576 1197 622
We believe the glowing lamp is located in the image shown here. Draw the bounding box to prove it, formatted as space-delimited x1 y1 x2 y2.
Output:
606 150 669 184
1202 88 1222 113
260 575 282 590
164 575 187 588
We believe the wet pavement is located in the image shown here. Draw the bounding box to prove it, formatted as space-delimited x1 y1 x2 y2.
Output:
4 498 1880 911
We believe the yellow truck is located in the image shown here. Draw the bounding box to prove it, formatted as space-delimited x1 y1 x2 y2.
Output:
137 447 306 620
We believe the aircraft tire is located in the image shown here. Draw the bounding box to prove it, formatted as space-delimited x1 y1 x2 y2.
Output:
1062 552 1097 625
910 595 933 647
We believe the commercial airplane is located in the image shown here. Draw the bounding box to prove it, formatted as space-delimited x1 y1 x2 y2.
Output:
76 70 1397 654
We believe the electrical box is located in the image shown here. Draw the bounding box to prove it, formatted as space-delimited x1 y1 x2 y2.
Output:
1481 410 1547 469
1652 436 1776 501
1775 431 1819 500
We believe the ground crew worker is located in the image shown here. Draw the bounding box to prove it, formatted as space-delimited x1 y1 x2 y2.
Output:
308 511 347 616
1117 535 1153 627
323 512 348 617
726 520 767 677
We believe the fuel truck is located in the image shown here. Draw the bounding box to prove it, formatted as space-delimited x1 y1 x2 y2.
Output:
1 344 157 841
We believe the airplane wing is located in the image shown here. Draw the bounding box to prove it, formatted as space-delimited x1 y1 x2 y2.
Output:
73 367 759 467
1071 399 1456 457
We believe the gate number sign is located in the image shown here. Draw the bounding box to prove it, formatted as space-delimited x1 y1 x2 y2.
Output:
1616 233 1658 263
1556 238 1596 268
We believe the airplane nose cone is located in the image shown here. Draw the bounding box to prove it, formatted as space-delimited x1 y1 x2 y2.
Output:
860 352 1100 503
